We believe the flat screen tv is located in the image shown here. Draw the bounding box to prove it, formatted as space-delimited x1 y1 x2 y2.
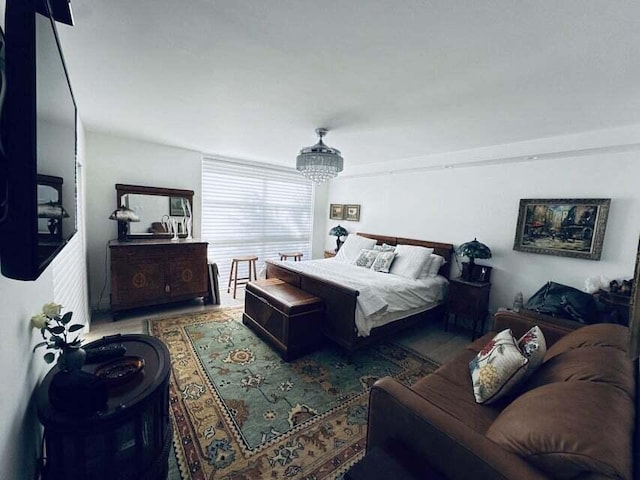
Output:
0 0 77 280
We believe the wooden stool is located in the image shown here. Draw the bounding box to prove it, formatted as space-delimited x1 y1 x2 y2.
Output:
279 252 303 261
227 256 258 299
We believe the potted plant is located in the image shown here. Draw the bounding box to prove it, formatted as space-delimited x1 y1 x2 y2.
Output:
31 303 86 371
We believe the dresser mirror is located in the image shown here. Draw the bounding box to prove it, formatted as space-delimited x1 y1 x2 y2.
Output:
115 184 194 239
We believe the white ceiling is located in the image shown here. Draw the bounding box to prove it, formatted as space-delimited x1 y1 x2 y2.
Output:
57 0 640 169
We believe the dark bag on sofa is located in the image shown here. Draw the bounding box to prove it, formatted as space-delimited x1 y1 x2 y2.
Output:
525 281 598 324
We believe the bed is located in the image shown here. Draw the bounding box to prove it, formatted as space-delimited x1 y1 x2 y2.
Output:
265 233 454 352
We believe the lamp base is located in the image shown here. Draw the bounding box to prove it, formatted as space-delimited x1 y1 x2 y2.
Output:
461 262 492 283
117 221 129 242
461 262 472 281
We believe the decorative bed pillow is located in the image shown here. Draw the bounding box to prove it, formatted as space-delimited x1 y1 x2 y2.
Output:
353 249 379 268
389 245 434 280
372 243 395 252
335 235 377 263
517 326 546 374
371 250 396 273
469 329 529 404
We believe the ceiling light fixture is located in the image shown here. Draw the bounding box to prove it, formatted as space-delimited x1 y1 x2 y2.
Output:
296 128 344 184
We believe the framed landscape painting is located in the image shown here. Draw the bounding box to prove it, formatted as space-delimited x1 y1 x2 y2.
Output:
513 198 610 260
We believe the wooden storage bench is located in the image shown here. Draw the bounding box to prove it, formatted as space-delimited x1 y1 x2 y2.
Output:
243 278 324 361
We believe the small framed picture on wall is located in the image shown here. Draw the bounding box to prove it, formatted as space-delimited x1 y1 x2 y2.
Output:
344 204 360 222
330 204 344 220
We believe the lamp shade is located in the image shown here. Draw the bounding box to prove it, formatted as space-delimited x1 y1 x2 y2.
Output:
458 238 492 262
38 202 69 219
109 206 140 223
329 225 348 252
329 225 348 238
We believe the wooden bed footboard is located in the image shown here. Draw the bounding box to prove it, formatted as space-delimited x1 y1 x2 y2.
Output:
266 261 360 350
265 234 455 352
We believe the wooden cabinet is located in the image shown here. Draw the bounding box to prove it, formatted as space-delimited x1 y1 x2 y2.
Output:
446 278 491 339
110 239 209 313
37 335 171 480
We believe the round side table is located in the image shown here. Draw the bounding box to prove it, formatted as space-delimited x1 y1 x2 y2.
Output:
37 334 171 480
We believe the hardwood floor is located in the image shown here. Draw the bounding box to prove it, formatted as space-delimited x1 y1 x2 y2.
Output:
87 284 471 364
86 287 245 342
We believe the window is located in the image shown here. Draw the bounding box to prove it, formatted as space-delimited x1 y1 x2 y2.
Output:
201 157 314 283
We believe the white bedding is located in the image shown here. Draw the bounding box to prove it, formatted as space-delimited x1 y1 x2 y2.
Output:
269 258 448 337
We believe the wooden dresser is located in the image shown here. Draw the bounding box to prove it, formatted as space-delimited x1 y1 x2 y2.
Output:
110 239 209 314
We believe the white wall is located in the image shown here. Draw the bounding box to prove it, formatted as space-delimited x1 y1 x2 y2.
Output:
0 120 89 480
84 132 202 309
311 182 329 259
326 151 640 313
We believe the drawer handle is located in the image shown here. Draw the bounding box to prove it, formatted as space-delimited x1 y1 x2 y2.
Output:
165 285 171 293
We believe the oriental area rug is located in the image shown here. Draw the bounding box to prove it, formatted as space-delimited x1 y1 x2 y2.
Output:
147 306 439 480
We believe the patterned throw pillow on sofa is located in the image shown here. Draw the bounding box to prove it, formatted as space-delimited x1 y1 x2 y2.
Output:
469 329 529 404
518 326 547 374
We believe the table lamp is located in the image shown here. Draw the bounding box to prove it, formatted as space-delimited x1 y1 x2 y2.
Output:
329 224 348 251
109 206 140 241
458 238 492 281
38 202 69 237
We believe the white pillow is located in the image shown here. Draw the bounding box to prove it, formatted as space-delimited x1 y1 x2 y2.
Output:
389 245 434 280
418 255 434 280
426 254 446 277
335 234 377 263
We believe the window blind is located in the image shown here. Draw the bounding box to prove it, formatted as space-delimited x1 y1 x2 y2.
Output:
201 157 314 284
52 163 90 329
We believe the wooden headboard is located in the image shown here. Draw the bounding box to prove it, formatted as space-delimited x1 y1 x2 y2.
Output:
357 232 455 279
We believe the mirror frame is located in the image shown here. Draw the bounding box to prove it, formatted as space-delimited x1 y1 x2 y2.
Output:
114 184 195 240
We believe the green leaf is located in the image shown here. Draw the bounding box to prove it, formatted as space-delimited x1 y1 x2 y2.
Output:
60 312 73 325
32 341 48 352
49 326 65 335
44 352 55 364
68 324 84 332
69 338 82 347
50 335 64 347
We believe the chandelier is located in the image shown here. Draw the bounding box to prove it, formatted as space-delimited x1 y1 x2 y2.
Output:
296 128 344 183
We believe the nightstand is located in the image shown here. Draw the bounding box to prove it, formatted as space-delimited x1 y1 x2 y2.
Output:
324 250 337 258
446 278 491 339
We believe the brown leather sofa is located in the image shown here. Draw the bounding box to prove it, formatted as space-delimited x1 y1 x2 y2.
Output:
365 309 637 480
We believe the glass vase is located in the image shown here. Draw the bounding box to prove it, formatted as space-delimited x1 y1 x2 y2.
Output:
57 346 87 372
